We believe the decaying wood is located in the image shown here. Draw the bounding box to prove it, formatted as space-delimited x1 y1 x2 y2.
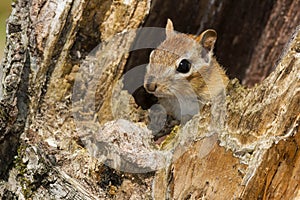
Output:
244 0 300 86
1 0 152 198
0 0 299 199
0 0 30 179
156 28 300 199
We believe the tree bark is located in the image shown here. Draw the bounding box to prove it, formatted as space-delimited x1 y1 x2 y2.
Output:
0 0 299 199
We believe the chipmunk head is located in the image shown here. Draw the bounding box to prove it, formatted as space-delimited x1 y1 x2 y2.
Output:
144 19 218 100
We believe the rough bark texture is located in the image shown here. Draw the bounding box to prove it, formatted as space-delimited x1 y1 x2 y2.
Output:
126 0 300 86
0 0 299 199
157 32 300 199
243 0 300 86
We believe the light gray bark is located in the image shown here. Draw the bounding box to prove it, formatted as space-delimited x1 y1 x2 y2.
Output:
0 0 299 199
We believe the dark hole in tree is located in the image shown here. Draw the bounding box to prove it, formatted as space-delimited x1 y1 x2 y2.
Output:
123 0 275 109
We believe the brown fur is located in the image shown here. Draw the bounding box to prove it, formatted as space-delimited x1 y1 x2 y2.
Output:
144 19 228 120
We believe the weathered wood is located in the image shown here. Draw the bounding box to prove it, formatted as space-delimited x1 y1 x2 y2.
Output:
0 0 299 199
244 0 300 86
157 28 300 200
1 0 152 198
0 0 30 179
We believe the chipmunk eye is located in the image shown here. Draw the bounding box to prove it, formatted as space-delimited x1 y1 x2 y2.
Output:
177 59 191 73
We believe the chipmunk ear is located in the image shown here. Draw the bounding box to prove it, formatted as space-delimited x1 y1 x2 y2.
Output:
197 29 217 51
166 19 175 38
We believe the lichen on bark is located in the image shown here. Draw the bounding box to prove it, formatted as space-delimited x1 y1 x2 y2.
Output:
0 0 299 199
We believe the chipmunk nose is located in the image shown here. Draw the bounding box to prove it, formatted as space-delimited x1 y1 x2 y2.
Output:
146 83 157 92
145 76 157 92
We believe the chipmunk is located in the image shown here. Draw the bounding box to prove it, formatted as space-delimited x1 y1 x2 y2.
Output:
144 19 228 125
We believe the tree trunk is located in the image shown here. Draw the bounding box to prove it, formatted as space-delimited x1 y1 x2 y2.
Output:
0 0 299 199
